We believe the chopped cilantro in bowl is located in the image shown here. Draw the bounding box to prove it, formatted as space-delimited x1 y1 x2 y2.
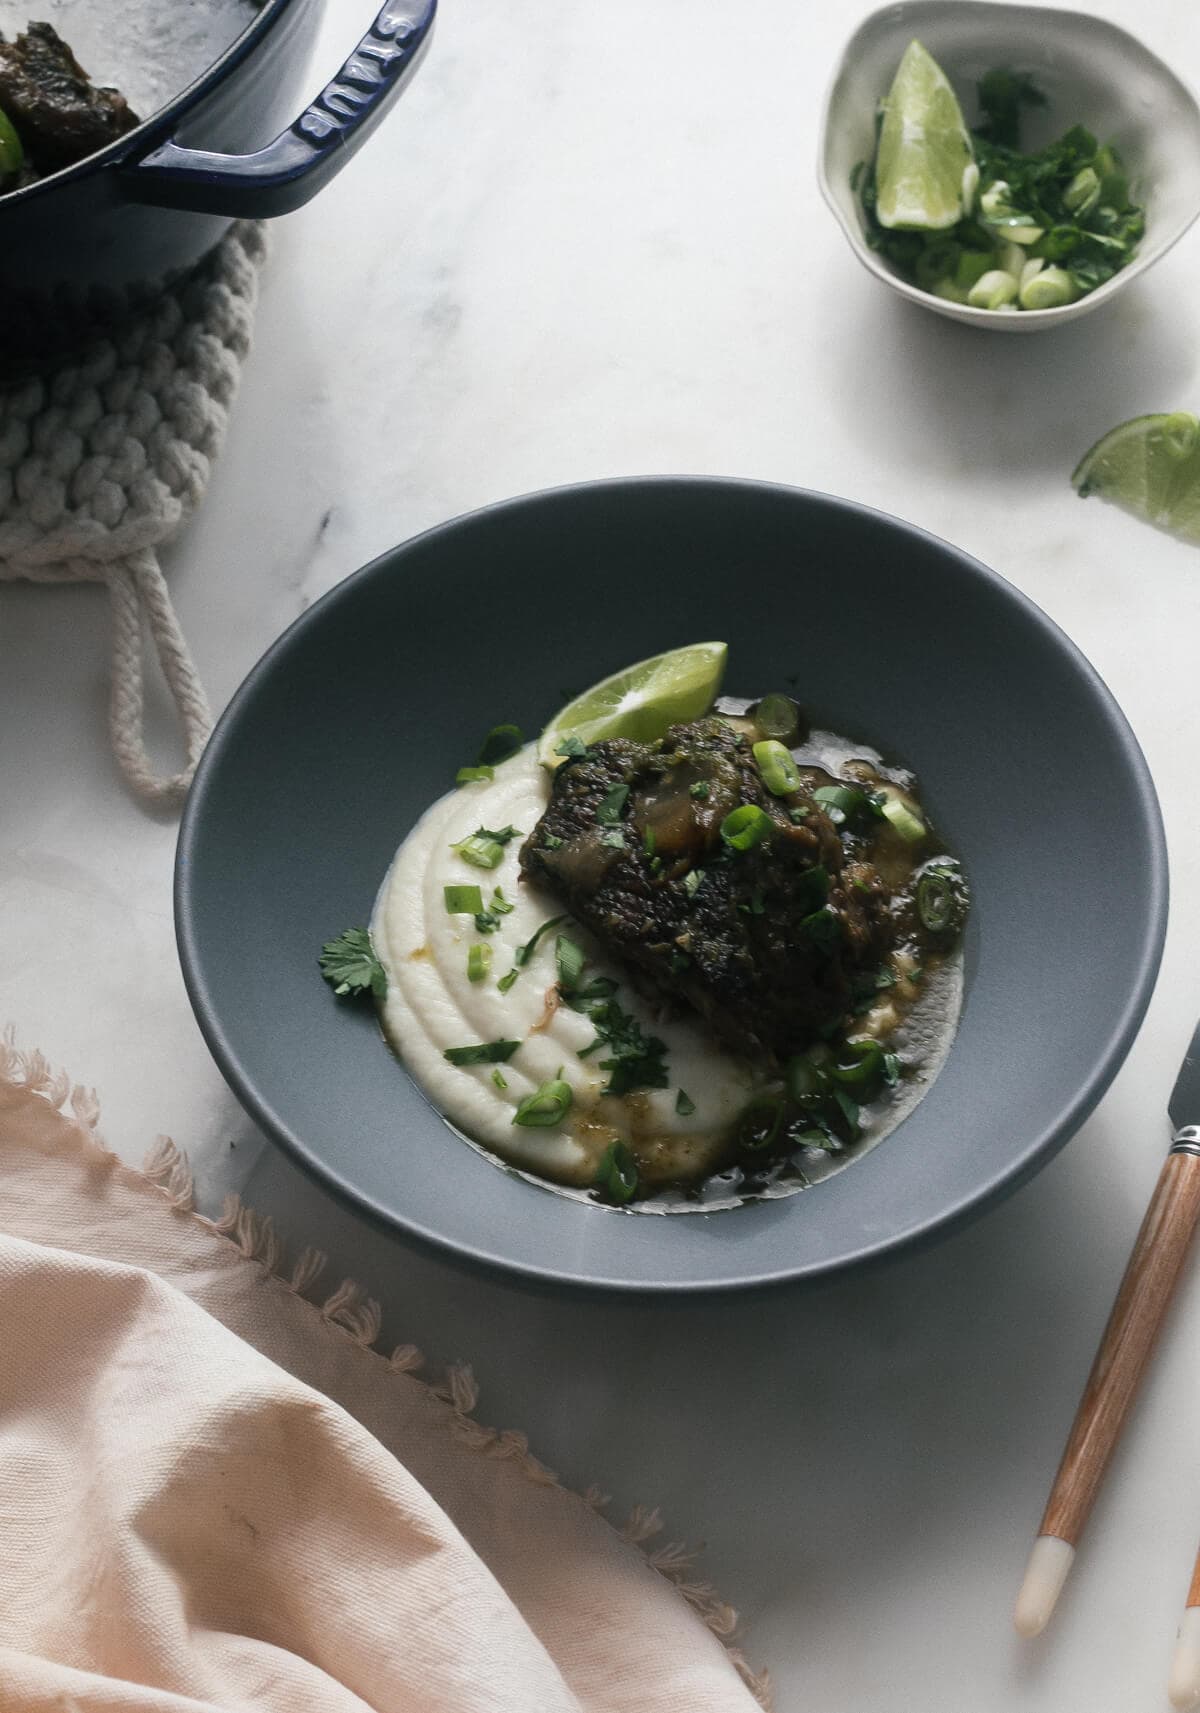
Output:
853 43 1145 314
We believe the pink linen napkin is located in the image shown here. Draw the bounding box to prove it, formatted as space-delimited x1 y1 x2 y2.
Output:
0 1039 769 1712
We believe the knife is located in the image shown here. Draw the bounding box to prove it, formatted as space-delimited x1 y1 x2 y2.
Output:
1014 1019 1200 1639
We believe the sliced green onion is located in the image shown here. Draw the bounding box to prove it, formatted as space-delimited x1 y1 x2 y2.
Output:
812 784 882 827
787 1051 831 1103
543 833 565 850
720 804 773 851
788 806 809 824
675 1088 696 1117
1034 225 1081 262
1096 152 1129 209
513 1074 573 1128
443 1039 521 1066
931 277 969 305
754 693 800 742
882 1053 901 1087
498 969 519 994
688 780 711 800
1019 265 1076 310
0 108 23 176
879 791 926 843
917 870 955 933
828 1038 885 1089
1063 166 1100 217
682 867 705 899
643 826 657 857
444 883 484 915
596 784 629 825
477 723 523 766
600 828 626 850
491 1067 508 1090
753 739 801 796
830 1087 862 1142
452 834 506 869
595 1140 638 1204
555 934 586 993
738 1097 786 1153
490 886 515 915
467 943 491 982
456 765 494 785
967 268 1018 311
980 179 1042 242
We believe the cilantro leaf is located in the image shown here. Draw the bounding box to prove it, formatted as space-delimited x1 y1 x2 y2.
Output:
319 928 387 1000
596 784 629 826
567 983 669 1096
443 1039 521 1066
594 1140 638 1204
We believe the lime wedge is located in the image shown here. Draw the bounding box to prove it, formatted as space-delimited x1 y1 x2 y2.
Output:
1073 413 1200 542
875 40 972 231
538 642 728 768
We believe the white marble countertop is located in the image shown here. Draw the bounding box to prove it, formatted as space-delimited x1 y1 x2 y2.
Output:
5 1 1200 1706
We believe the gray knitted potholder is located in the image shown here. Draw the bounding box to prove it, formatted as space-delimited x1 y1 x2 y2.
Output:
0 222 267 808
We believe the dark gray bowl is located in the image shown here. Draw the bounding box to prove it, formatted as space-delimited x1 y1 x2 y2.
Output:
176 478 1167 1294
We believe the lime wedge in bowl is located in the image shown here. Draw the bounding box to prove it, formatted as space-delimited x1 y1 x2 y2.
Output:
1073 412 1200 541
875 39 972 231
537 641 727 768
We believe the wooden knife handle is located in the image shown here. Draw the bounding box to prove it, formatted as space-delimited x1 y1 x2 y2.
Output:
1039 1147 1200 1546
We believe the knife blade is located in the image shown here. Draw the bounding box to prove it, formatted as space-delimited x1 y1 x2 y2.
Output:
1169 1017 1200 1132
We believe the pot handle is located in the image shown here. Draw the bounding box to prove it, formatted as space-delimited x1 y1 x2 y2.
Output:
124 0 436 218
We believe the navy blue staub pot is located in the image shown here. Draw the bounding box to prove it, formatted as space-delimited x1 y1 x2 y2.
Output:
1 0 435 372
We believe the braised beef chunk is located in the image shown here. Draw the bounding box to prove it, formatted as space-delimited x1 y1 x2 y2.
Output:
0 23 138 175
520 718 894 1061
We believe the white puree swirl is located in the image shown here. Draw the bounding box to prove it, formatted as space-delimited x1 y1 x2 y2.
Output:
371 746 762 1187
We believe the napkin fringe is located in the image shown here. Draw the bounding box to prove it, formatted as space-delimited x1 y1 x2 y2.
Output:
1 1031 773 1710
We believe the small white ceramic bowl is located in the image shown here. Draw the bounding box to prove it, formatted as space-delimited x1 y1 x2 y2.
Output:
819 0 1200 331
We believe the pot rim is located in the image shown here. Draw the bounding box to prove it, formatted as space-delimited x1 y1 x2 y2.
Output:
0 0 296 206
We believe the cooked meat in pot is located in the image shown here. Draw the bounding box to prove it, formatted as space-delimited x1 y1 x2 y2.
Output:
0 21 138 178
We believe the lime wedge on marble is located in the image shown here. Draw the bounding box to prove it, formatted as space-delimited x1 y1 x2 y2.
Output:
1073 413 1200 542
538 642 728 768
875 40 973 231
